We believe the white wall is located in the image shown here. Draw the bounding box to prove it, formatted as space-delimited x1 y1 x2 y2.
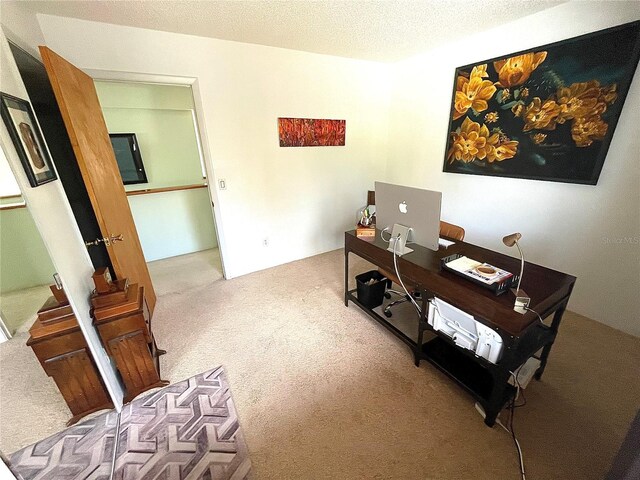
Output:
386 2 640 335
0 29 124 407
0 146 21 197
38 14 392 279
0 0 45 58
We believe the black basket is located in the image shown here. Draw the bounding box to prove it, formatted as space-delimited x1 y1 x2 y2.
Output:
355 270 387 309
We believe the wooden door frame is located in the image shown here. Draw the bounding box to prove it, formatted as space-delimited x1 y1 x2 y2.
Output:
84 69 228 279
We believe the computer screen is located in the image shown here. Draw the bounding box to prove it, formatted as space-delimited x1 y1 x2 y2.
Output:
375 181 442 252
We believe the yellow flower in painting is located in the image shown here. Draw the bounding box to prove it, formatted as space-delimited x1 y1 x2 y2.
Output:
523 97 561 131
486 134 519 162
556 81 602 123
490 141 519 162
571 115 608 147
447 117 492 163
520 87 529 99
557 81 618 125
501 89 511 101
484 111 499 123
494 51 547 88
600 84 618 105
531 133 547 145
511 103 524 117
453 64 497 120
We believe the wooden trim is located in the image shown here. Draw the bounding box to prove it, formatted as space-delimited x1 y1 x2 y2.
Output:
0 203 27 211
0 194 23 200
126 183 207 196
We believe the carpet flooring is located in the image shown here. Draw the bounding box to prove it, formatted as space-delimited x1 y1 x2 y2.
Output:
9 367 251 480
2 248 639 480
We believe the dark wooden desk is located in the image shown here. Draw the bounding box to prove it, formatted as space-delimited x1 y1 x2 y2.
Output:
344 229 576 426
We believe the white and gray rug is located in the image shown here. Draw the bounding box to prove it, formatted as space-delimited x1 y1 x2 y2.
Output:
9 366 252 480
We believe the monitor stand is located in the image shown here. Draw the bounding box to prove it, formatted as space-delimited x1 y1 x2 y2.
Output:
387 224 413 256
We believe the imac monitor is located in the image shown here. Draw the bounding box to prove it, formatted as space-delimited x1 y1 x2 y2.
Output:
375 181 442 253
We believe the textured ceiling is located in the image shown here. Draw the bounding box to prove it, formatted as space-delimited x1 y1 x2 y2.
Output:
16 0 565 62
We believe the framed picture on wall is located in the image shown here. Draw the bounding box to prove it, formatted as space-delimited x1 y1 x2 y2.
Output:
0 92 57 187
278 118 346 147
442 20 640 185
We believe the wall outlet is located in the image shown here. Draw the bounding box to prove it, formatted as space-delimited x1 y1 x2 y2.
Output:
263 238 269 247
218 179 226 190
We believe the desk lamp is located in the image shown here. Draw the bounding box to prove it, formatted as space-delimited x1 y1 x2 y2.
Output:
503 232 530 314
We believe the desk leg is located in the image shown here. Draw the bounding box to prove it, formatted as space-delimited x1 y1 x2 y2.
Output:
483 370 512 427
414 290 428 367
413 334 422 367
344 249 349 307
535 301 567 380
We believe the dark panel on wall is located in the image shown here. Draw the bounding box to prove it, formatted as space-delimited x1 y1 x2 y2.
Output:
9 41 113 275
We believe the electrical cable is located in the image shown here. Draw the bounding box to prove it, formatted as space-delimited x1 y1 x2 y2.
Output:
392 233 422 314
524 306 544 323
508 371 526 480
513 377 527 408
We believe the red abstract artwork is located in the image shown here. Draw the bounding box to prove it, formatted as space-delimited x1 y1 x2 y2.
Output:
278 118 346 147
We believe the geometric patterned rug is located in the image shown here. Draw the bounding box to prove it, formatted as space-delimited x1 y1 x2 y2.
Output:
9 366 252 480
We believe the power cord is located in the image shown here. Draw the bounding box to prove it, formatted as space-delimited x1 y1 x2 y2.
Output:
391 232 422 314
507 370 526 480
479 372 526 480
380 226 392 243
380 226 422 315
524 306 544 323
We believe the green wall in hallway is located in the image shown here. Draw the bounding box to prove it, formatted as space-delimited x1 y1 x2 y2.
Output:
0 207 55 293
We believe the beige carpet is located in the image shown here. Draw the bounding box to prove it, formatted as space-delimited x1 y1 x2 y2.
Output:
1 248 639 480
0 283 76 453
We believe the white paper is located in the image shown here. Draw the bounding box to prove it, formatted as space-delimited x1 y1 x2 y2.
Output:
445 256 481 273
438 237 455 248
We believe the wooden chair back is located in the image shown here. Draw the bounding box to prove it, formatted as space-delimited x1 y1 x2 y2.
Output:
439 221 465 241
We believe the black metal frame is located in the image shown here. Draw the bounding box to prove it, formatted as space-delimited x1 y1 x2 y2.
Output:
0 92 57 187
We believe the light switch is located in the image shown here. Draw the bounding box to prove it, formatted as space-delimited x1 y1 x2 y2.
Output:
219 179 226 190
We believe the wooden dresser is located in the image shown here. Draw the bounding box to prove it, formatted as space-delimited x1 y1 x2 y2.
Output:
27 294 112 425
91 282 168 401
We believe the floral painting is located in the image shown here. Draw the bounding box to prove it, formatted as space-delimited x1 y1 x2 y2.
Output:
443 21 640 184
278 118 346 147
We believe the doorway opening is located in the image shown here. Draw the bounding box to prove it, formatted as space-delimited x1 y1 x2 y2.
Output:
93 80 224 296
